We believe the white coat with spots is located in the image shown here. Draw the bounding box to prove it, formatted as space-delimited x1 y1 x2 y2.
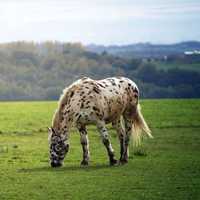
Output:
48 77 152 167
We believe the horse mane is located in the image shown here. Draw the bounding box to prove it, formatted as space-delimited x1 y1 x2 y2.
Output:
52 77 90 130
52 87 71 130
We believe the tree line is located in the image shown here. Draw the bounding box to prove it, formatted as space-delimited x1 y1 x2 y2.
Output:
0 41 199 100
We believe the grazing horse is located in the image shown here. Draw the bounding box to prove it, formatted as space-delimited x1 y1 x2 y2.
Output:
48 77 152 167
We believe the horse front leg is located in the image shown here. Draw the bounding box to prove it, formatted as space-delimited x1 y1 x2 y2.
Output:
97 121 118 166
78 125 90 166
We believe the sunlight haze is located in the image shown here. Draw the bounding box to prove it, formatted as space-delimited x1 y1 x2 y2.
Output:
0 0 200 44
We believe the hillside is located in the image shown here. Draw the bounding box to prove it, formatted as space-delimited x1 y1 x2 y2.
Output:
0 41 200 100
87 41 200 58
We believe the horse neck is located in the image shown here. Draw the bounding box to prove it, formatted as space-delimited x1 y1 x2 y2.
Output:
52 109 68 129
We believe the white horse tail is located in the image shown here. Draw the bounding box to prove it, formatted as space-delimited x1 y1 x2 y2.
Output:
132 103 153 147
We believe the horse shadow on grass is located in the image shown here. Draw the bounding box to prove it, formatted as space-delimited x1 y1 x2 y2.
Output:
18 163 116 173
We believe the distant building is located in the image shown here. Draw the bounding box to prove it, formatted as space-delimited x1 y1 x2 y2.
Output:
163 55 168 61
184 50 200 55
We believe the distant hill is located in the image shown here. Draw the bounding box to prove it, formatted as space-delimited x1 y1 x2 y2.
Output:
0 41 200 100
86 41 200 59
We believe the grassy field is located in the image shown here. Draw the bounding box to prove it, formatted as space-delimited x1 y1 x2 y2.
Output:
0 99 199 200
154 61 200 72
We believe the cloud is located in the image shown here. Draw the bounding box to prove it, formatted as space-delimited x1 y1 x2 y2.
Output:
0 0 199 44
1 0 200 25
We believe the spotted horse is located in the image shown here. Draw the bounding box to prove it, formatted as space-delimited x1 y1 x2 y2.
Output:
48 77 153 167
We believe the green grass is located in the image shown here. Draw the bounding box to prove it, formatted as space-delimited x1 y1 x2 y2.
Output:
0 99 199 200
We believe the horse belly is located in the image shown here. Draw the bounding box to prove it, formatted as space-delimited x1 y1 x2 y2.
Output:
103 96 125 123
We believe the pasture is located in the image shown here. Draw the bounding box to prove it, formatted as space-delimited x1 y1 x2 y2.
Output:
0 99 199 200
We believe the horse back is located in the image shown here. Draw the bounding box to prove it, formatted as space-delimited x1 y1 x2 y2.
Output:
54 77 139 129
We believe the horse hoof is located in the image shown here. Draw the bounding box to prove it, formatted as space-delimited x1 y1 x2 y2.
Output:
119 159 128 165
51 162 62 168
81 160 89 166
110 159 118 166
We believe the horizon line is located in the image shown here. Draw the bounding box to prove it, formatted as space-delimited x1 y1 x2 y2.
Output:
0 39 200 47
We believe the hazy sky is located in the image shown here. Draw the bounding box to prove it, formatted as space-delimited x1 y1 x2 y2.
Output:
0 0 200 45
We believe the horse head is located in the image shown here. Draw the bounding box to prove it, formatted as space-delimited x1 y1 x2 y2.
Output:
48 127 69 167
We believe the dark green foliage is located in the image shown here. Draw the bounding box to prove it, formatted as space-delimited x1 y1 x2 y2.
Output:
0 41 200 100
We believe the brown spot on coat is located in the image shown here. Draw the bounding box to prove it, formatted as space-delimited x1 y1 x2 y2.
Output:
93 86 101 94
97 83 106 88
93 106 100 112
70 91 74 98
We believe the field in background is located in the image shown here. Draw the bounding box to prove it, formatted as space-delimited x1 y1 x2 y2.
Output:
154 61 200 72
0 100 199 200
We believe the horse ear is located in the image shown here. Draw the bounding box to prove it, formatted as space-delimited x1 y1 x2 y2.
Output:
48 127 55 135
51 127 56 134
48 127 52 141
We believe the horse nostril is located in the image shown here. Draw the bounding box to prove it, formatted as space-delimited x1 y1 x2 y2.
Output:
51 162 62 168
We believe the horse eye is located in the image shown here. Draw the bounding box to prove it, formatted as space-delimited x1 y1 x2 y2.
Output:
58 141 63 145
55 146 61 151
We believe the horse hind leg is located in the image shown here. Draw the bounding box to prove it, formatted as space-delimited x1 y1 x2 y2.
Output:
77 125 90 166
97 121 118 166
112 118 126 164
120 117 133 164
